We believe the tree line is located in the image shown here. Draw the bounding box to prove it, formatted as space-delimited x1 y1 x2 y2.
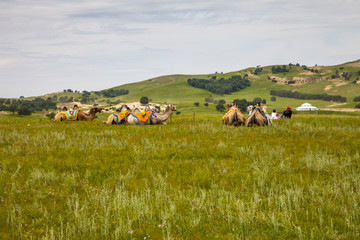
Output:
187 75 251 95
0 98 57 115
270 90 347 102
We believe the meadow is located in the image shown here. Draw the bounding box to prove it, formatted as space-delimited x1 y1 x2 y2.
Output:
0 112 360 239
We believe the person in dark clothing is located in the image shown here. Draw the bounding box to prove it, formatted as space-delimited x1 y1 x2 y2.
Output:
281 107 292 119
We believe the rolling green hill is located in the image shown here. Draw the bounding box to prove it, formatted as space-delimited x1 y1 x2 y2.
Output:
101 59 360 110
16 59 360 114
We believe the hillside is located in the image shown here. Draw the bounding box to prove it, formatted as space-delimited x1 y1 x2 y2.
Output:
101 59 360 110
4 60 360 114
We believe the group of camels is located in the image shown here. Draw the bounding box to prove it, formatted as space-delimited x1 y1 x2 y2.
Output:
54 102 271 127
222 102 272 127
54 105 177 125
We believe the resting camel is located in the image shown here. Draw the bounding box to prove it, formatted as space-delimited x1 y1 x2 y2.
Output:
246 105 272 127
54 107 102 121
103 106 132 125
222 102 246 126
127 105 177 125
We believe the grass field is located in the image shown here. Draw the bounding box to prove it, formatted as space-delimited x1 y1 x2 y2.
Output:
1 112 360 239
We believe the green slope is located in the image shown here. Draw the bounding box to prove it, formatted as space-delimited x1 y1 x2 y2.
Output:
29 59 360 112
107 60 360 109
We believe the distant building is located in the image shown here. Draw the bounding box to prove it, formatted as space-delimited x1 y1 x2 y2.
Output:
296 103 319 111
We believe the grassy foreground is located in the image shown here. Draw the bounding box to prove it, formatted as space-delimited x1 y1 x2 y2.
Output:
0 113 360 239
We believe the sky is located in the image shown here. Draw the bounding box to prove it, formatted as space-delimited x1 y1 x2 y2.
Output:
1 0 359 98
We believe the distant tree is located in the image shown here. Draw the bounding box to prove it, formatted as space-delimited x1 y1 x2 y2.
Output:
63 89 66 92
204 103 209 107
82 91 91 97
67 89 73 93
212 76 217 80
355 103 360 109
18 106 32 115
271 96 276 102
205 97 213 102
5 99 10 105
253 98 262 103
9 104 17 114
140 96 149 105
194 102 199 107
353 96 360 102
216 104 225 112
262 99 267 104
218 99 226 104
20 96 24 99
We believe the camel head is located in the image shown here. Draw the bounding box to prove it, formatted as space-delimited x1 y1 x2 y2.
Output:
91 107 103 114
227 102 238 108
167 104 177 112
247 105 254 114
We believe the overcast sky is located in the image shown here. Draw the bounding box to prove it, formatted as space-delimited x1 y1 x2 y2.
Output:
1 0 359 98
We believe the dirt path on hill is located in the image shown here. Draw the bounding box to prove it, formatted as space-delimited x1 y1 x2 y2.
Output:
320 108 360 112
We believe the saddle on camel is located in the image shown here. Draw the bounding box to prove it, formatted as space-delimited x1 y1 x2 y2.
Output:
131 111 155 125
58 110 79 121
112 111 131 124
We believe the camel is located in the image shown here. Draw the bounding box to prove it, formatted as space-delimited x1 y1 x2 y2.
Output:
246 105 272 127
103 106 132 125
54 107 102 121
127 105 177 125
222 102 246 126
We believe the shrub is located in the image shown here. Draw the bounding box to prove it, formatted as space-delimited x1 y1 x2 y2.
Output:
204 103 209 107
353 96 360 102
271 96 276 102
216 104 225 112
18 106 32 115
140 97 149 105
355 103 360 108
194 102 199 107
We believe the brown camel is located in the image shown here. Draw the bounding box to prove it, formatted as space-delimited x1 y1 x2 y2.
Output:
246 105 272 127
127 105 177 125
222 102 246 126
104 106 132 125
54 107 102 121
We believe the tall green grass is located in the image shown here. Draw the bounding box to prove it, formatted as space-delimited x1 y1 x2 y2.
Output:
0 113 360 239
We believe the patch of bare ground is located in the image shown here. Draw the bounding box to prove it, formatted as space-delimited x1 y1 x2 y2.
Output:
335 81 348 87
300 71 316 76
344 60 360 67
320 108 360 112
324 85 332 91
248 74 260 79
327 102 347 107
0 111 9 115
269 76 289 85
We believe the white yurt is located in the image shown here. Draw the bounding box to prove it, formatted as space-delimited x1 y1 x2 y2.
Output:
296 103 319 111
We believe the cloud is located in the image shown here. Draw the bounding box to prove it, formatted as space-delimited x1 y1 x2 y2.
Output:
0 0 360 98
